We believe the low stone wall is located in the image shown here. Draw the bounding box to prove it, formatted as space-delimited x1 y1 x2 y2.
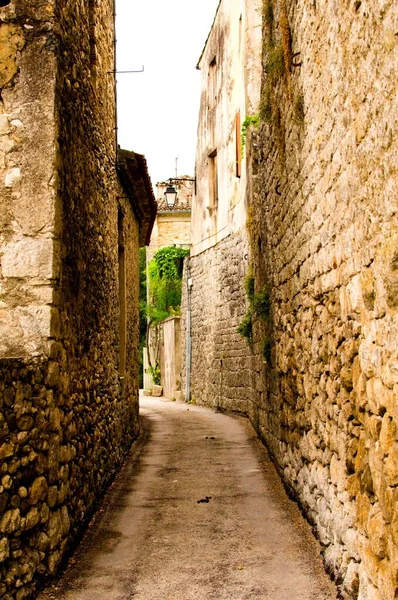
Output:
181 231 257 414
0 355 137 599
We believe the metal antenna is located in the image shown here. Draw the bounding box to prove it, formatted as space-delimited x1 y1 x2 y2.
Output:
175 156 179 178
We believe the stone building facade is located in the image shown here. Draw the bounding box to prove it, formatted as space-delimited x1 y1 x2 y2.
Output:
185 0 398 598
181 0 262 408
148 178 192 262
0 1 155 597
247 1 398 597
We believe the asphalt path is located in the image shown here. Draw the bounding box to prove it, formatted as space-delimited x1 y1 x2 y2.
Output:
38 397 337 600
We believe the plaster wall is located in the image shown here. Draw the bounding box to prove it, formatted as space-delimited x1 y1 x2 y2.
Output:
191 0 262 257
160 317 182 399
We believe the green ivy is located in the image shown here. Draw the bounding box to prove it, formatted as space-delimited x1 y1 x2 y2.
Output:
241 115 260 153
148 246 189 323
237 309 253 344
253 285 271 320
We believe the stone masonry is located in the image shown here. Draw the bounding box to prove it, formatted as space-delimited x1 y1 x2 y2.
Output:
183 0 398 599
248 1 398 598
0 0 150 597
181 231 255 414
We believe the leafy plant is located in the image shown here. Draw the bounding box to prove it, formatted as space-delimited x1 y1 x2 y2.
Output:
237 309 253 344
146 246 190 381
148 246 189 319
238 271 272 358
253 285 271 320
244 274 255 303
241 115 260 153
148 363 161 386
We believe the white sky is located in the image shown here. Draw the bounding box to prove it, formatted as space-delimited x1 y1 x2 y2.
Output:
115 0 220 189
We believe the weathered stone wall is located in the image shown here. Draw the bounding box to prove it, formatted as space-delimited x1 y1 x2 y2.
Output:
247 1 398 598
181 231 256 414
0 0 58 358
0 0 140 596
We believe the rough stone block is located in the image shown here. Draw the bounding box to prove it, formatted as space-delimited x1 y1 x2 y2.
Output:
1 237 54 279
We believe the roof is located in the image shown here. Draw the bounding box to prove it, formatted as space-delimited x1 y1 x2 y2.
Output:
156 177 193 213
196 0 222 69
117 149 157 246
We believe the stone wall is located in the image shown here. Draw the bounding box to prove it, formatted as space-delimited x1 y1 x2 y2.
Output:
181 231 256 414
159 316 182 400
247 0 398 598
0 0 141 596
0 0 58 358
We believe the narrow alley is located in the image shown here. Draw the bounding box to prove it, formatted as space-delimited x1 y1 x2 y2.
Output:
37 398 337 600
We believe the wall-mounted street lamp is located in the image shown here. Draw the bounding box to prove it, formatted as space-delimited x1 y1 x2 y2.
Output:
164 184 178 208
163 177 196 209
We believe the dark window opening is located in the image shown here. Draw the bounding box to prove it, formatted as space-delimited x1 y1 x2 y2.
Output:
0 0 12 6
208 149 218 210
208 56 217 106
235 112 242 177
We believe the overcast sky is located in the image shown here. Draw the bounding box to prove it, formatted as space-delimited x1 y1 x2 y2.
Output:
115 0 220 189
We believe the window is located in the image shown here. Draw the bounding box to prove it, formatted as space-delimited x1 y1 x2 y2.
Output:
208 150 218 210
208 56 217 107
235 112 242 177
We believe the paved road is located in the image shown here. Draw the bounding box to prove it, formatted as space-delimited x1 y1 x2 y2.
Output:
38 397 337 600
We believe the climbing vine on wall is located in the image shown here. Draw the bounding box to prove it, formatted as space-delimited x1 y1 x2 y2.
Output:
148 246 189 319
146 246 190 379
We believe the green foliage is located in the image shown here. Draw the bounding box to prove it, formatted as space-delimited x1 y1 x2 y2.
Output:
238 270 271 348
148 363 161 386
237 309 253 345
253 285 271 320
148 246 189 323
244 274 255 303
241 115 260 153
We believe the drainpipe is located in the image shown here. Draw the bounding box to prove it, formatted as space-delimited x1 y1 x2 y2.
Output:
185 258 193 402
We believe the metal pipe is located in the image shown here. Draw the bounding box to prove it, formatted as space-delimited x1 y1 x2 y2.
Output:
185 258 192 402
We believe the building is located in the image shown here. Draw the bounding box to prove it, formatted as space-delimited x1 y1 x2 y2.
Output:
181 0 262 409
144 178 192 397
0 0 155 595
147 178 192 262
